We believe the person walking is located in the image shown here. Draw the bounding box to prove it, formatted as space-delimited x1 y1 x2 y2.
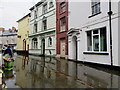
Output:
3 46 13 58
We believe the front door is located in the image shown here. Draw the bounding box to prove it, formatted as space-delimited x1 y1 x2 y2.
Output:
60 39 66 58
41 39 45 56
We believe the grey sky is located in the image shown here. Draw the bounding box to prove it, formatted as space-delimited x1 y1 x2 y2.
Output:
0 0 39 30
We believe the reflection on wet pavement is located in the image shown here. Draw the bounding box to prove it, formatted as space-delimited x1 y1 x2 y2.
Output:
3 54 120 88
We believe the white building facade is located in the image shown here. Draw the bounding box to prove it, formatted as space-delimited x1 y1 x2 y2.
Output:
68 0 120 67
29 0 56 56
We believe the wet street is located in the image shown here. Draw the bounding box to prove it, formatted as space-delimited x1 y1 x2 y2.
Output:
1 53 120 88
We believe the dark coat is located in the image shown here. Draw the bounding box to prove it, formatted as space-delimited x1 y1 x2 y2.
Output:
3 48 13 57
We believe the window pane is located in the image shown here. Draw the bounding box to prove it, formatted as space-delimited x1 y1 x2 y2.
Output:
93 35 99 51
60 2 66 13
60 17 66 31
34 24 37 33
91 0 100 15
93 30 98 34
43 4 47 14
100 27 107 51
87 31 92 51
43 20 47 30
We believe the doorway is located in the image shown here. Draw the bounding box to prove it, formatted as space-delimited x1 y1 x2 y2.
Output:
23 39 26 51
41 39 45 56
72 36 77 60
60 39 66 58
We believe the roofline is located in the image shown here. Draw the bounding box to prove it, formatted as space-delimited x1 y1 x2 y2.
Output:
17 13 30 22
29 0 45 11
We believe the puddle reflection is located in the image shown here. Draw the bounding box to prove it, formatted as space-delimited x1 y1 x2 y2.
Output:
13 54 120 88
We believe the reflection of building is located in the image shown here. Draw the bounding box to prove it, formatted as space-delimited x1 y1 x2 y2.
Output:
68 1 120 67
2 27 17 50
56 0 68 59
17 13 30 53
29 0 56 56
15 54 120 88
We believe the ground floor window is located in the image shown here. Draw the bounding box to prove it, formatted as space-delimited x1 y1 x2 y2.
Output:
32 38 38 49
48 37 52 47
87 27 107 52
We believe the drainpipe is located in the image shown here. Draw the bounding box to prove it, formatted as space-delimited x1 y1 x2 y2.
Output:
108 0 113 66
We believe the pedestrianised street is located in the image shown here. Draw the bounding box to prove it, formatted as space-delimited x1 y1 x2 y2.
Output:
2 53 120 88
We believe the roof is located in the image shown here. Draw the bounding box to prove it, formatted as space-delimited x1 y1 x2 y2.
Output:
2 30 17 36
17 13 30 22
29 0 45 11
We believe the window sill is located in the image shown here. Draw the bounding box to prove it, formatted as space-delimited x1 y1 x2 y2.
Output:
49 6 54 9
83 51 109 55
48 45 52 47
59 11 66 15
60 30 66 33
88 12 101 18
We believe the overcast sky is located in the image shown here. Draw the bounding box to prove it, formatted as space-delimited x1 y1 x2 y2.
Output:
0 0 39 30
0 0 119 30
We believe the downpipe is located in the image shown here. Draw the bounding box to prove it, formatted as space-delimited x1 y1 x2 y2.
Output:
107 0 113 66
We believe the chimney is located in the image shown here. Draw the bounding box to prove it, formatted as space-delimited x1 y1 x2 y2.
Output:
12 27 16 30
0 28 5 31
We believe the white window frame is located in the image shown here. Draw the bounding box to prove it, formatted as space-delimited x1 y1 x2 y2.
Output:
48 37 52 47
87 28 107 52
43 3 47 14
91 0 101 15
42 19 47 31
60 17 66 32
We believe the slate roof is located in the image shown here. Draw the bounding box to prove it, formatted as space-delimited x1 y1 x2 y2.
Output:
2 30 17 36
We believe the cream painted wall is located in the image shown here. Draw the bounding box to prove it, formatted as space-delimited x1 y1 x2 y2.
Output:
17 15 30 51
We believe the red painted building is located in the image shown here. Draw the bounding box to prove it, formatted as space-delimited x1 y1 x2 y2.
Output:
56 0 68 58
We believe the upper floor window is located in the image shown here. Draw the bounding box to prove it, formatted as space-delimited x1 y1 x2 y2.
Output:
91 0 101 15
34 10 37 19
87 27 107 52
34 23 37 33
42 19 47 31
60 2 66 14
49 1 54 8
60 17 66 32
43 4 47 14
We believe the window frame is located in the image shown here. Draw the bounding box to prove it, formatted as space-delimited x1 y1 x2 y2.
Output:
32 38 38 49
91 0 100 15
60 17 66 32
42 19 47 31
34 23 37 33
60 2 66 14
48 37 52 47
43 3 48 14
86 27 107 52
49 1 54 9
34 10 37 19
89 0 101 18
